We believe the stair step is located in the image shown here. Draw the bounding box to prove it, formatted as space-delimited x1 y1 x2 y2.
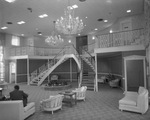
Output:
30 83 38 86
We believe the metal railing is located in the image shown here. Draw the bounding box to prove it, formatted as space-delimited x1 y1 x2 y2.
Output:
10 46 63 56
81 28 144 54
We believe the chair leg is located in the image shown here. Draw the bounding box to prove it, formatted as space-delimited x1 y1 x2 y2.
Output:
52 111 53 114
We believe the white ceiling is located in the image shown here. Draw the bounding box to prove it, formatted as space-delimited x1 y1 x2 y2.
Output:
0 0 144 38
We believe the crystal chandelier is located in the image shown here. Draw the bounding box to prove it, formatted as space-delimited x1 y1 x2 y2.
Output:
55 0 84 35
45 21 63 46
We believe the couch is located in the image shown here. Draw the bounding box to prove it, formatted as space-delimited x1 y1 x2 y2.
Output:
119 86 149 114
72 86 87 101
40 94 64 114
0 100 35 120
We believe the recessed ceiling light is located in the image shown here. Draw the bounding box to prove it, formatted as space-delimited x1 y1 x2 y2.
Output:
17 21 25 25
92 36 96 40
1 26 8 30
72 5 78 9
5 0 16 3
85 16 88 18
21 34 24 36
78 34 80 36
109 30 113 33
95 28 98 30
104 20 108 22
127 10 131 13
39 14 48 18
68 40 71 43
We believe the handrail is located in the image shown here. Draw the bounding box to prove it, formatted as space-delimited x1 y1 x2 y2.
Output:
30 44 82 83
81 47 95 70
98 28 144 36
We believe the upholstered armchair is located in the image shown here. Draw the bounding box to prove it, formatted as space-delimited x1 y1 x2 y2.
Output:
40 94 64 114
109 79 120 88
119 87 149 114
72 86 87 101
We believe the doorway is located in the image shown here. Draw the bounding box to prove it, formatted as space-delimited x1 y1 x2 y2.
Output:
124 55 146 92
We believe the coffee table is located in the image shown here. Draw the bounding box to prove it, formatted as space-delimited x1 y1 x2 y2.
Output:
59 91 77 107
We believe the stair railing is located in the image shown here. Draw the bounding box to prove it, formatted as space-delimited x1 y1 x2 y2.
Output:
30 46 67 83
80 47 95 70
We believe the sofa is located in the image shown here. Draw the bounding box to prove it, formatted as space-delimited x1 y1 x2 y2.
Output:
0 100 35 120
119 86 149 114
72 86 87 101
40 94 64 114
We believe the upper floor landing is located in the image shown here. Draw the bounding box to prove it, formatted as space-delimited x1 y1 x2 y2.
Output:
8 28 145 59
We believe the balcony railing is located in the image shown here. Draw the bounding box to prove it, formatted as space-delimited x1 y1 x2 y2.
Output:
10 46 63 57
10 28 144 57
82 28 144 53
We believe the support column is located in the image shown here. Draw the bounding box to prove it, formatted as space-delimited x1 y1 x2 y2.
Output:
27 58 30 85
70 58 72 82
95 53 98 92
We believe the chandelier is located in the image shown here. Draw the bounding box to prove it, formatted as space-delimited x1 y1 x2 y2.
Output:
45 21 63 46
55 0 84 35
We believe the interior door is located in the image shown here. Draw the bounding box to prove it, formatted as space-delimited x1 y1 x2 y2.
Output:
126 60 144 91
76 35 87 54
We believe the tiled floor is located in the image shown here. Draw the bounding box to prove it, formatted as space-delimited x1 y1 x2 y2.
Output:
2 83 150 120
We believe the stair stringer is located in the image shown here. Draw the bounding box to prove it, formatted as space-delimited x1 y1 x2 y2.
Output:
80 56 96 91
38 54 81 86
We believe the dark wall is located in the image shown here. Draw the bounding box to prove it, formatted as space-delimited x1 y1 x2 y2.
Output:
29 59 48 73
76 35 87 54
51 58 79 81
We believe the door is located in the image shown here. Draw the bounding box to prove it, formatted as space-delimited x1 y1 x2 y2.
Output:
126 60 144 91
76 35 87 54
124 55 146 92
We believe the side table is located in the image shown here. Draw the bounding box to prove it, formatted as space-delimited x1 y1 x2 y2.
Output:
59 91 77 107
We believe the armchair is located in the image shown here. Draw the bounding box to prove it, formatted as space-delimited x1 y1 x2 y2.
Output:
109 79 120 88
40 94 64 114
72 86 87 101
119 86 149 114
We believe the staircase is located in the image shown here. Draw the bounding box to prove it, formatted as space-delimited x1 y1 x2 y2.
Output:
30 45 81 86
80 48 95 91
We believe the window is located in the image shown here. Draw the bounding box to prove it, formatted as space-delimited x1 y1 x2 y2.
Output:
12 36 20 46
0 46 4 83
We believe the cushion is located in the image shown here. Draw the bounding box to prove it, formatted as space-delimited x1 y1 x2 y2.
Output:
24 102 35 112
80 87 85 91
119 95 137 106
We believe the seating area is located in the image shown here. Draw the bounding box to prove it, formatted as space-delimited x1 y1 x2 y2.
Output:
0 84 150 120
119 86 149 114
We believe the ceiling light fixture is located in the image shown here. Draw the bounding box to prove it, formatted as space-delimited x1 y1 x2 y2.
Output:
5 0 16 3
45 21 63 46
39 14 48 18
1 26 8 30
17 21 25 25
55 0 84 35
104 20 108 22
127 10 131 13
